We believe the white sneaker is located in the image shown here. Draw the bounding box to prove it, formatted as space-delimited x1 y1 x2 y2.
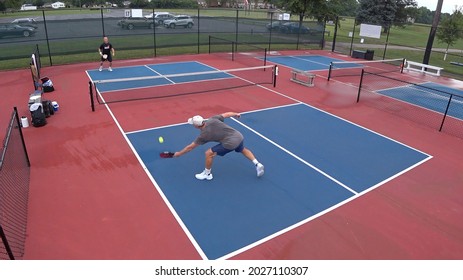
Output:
256 163 264 177
108 67 113 72
195 170 213 181
99 66 103 71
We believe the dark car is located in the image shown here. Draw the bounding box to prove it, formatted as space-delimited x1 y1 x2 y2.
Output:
11 18 38 29
118 17 157 30
266 21 284 31
0 24 36 38
279 22 311 34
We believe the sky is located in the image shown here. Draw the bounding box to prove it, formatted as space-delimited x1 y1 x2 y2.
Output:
415 0 462 14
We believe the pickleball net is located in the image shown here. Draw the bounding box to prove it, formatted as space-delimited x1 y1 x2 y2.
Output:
208 35 267 67
327 58 405 80
89 64 278 106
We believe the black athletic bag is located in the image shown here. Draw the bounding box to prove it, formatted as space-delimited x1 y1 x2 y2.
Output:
41 77 55 92
42 100 54 118
30 103 47 127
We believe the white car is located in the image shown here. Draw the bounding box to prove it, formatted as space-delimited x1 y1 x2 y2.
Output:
164 15 194 29
144 12 174 25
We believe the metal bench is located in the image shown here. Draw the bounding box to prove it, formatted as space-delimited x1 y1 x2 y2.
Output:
290 70 315 87
406 60 443 76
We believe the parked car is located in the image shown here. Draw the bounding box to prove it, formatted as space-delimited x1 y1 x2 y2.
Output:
279 22 311 34
145 12 174 25
266 21 284 31
118 17 157 30
11 18 38 29
164 15 194 29
0 24 36 38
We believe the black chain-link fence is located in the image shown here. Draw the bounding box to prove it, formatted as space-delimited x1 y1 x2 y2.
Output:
0 8 325 70
0 108 31 260
328 16 463 79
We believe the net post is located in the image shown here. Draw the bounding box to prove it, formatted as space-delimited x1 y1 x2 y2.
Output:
263 48 267 67
273 65 278 87
14 107 30 167
89 81 95 112
327 62 333 81
439 94 453 132
400 58 406 73
0 225 15 260
357 69 365 103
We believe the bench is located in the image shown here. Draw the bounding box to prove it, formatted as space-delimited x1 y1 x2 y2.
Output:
406 60 443 76
450 61 463 67
290 70 315 87
352 49 374 60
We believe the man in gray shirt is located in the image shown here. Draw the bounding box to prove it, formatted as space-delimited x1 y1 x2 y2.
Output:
174 112 264 180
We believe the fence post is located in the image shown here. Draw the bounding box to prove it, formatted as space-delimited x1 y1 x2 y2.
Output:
42 10 53 66
268 12 273 52
152 7 157 57
383 26 391 60
296 16 302 50
100 8 105 37
197 8 200 54
235 9 239 48
331 16 338 52
439 94 453 132
349 19 357 56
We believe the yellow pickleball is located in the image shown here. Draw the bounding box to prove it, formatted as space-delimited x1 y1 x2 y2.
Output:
158 136 164 144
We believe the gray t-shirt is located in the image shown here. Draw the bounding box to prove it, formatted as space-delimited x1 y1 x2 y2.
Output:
194 115 244 149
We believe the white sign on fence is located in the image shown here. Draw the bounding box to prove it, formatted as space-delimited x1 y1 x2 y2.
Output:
131 9 143 18
359 23 382 39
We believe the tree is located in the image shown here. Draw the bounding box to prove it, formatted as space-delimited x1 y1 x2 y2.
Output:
34 0 45 7
0 0 6 12
437 7 463 60
414 6 433 24
356 0 417 32
5 0 22 9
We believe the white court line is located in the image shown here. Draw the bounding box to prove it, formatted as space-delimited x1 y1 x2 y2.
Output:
143 65 175 83
230 117 358 195
86 71 209 260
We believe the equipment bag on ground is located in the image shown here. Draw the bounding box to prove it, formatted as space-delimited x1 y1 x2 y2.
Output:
30 103 47 127
41 77 54 92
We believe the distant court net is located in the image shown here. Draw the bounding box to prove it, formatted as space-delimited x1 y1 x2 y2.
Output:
208 36 267 66
90 64 277 105
356 70 463 138
327 58 405 80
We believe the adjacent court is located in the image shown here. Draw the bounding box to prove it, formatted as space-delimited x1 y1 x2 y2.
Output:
377 82 463 120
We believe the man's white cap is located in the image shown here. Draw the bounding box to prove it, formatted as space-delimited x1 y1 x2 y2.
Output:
188 115 205 126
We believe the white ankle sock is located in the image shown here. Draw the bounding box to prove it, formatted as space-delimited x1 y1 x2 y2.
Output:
252 159 259 165
205 168 211 174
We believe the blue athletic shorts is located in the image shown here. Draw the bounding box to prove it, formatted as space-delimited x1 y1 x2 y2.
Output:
211 141 244 156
